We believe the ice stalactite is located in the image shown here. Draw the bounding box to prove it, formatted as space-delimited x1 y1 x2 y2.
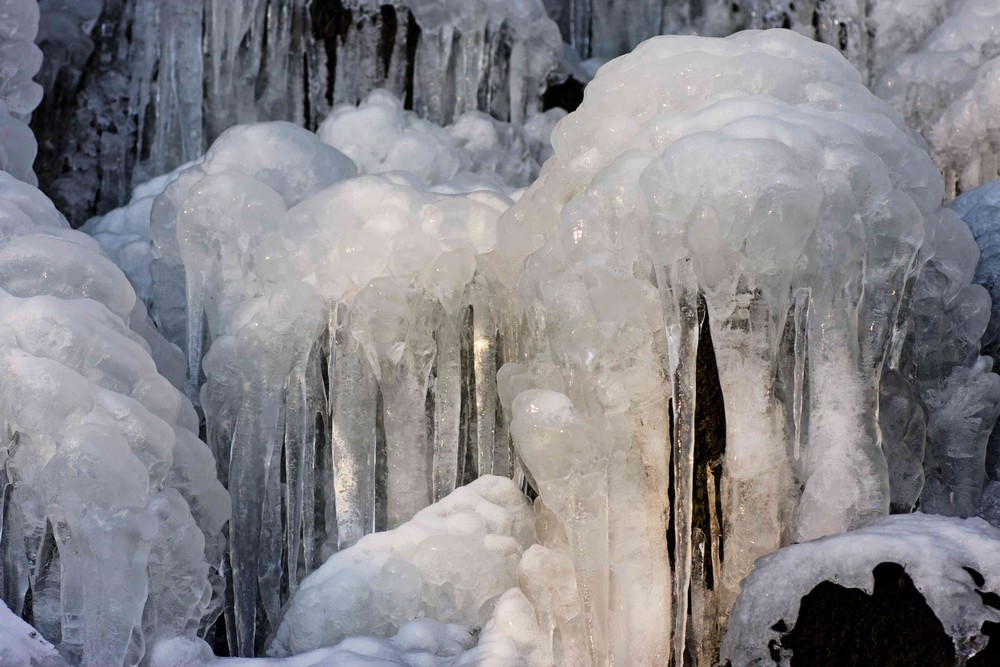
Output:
0 170 231 666
496 29 948 663
32 0 564 225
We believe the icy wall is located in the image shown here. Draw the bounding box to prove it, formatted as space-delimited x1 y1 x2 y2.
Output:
9 0 1000 663
31 0 563 226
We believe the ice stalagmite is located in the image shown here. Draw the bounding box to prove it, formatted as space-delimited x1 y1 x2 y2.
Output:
497 29 944 661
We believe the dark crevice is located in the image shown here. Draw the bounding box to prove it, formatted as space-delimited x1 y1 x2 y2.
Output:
783 563 959 666
542 77 584 113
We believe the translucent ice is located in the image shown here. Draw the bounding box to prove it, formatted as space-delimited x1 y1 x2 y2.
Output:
497 28 951 664
134 117 523 654
875 0 1000 196
33 0 565 224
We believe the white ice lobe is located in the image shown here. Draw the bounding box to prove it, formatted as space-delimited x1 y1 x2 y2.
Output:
268 475 534 656
497 28 965 665
0 172 231 666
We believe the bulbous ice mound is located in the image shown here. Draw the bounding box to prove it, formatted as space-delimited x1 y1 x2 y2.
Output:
875 0 1000 197
318 88 564 192
0 172 230 665
267 475 535 656
498 28 952 665
721 513 1000 665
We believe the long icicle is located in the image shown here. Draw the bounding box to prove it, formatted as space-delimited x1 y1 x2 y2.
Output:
657 254 700 666
432 312 463 501
328 304 378 549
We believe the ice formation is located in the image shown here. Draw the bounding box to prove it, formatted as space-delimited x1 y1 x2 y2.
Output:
0 0 41 185
84 89 562 310
127 103 545 654
721 513 1000 664
31 0 564 224
875 0 1000 197
0 168 231 665
493 27 992 665
544 0 739 60
10 0 1000 662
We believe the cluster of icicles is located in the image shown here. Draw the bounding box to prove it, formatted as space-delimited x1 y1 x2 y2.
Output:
7 5 1000 666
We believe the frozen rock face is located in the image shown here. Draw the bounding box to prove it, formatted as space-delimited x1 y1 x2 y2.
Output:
721 513 1000 665
0 0 42 184
268 475 535 656
31 0 564 225
875 0 1000 197
0 172 231 666
497 28 962 666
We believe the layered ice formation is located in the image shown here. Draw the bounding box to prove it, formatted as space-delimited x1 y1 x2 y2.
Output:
875 0 1000 197
10 0 1000 663
124 102 543 654
0 169 231 666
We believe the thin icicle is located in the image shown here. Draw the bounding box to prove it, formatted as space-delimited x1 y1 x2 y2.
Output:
792 288 810 461
228 387 283 656
470 279 500 477
432 313 463 501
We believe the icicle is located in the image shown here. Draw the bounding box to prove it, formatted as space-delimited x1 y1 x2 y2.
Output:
432 313 463 501
328 306 378 549
228 386 284 656
381 361 434 528
283 351 310 596
792 288 810 461
656 253 700 667
301 342 325 573
184 270 207 403
470 279 500 477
